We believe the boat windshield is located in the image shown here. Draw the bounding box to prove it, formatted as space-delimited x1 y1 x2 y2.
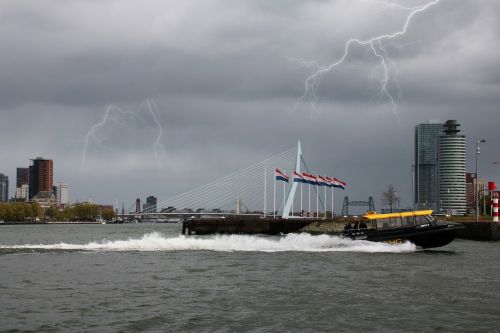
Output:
374 214 436 229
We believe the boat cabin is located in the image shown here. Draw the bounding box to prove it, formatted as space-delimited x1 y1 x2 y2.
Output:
362 210 436 230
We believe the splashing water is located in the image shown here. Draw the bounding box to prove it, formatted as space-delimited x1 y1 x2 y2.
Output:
0 232 416 253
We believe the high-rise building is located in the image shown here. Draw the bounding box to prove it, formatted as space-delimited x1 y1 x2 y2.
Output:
414 120 467 215
438 120 466 215
29 157 53 199
414 121 442 210
15 184 29 201
54 182 69 206
0 173 8 202
15 167 30 201
144 195 157 213
465 173 476 212
16 167 29 188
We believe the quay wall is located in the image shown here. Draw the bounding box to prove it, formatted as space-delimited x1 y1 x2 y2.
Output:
456 221 500 241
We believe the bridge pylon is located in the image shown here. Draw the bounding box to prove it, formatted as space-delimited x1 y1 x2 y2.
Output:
281 141 301 219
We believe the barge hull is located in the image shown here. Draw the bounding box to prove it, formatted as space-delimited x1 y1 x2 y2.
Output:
182 218 316 235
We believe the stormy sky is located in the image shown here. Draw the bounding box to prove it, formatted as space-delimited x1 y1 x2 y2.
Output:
0 0 499 212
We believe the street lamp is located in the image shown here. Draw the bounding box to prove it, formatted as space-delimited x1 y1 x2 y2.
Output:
476 138 487 222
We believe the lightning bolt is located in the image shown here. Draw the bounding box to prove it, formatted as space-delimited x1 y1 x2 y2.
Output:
81 105 133 172
145 99 164 164
80 99 165 172
296 0 441 121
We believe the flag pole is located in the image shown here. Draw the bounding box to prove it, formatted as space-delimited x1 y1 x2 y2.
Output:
331 186 334 220
273 170 276 219
308 181 311 216
283 168 286 216
324 184 327 219
300 182 303 217
264 164 267 218
316 183 319 218
291 171 293 217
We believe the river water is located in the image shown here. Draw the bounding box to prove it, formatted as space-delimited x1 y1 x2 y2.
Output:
0 223 499 332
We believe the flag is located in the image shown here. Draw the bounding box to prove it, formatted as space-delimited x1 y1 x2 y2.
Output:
275 169 289 182
317 175 328 187
325 176 335 187
293 171 305 183
333 177 346 190
302 172 317 185
326 176 340 188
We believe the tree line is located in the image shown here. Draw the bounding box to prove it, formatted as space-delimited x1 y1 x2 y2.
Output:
0 202 43 222
0 202 115 222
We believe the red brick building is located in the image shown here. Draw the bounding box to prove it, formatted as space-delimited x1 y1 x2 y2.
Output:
29 157 53 199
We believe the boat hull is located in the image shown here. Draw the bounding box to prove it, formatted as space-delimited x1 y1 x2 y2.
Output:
342 223 464 249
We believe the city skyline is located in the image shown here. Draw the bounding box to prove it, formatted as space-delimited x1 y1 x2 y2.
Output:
0 1 499 210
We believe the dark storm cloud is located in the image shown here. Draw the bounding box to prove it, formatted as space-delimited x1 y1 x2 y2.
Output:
0 0 499 208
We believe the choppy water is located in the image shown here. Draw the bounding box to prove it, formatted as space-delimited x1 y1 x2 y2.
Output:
1 224 499 332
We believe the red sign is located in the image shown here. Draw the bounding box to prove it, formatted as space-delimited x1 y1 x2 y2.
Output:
488 182 496 191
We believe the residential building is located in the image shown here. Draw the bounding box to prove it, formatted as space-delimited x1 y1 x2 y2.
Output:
29 157 53 199
15 184 29 201
16 167 29 187
53 182 69 206
0 173 8 202
33 191 57 209
466 173 476 212
143 195 158 213
135 198 141 213
437 120 467 215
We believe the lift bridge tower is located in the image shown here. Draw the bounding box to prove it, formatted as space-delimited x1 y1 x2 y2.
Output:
341 196 375 216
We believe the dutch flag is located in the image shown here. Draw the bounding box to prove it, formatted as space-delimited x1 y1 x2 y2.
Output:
302 172 317 185
324 176 335 188
293 171 305 183
333 177 346 190
317 175 328 187
275 169 289 183
325 176 336 188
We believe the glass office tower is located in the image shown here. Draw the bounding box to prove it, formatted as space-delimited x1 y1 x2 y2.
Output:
414 121 442 211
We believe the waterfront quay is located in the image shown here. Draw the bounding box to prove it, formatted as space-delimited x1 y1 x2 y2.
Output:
457 221 500 241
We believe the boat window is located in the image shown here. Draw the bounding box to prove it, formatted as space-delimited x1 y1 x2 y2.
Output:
424 215 437 225
403 216 415 226
415 215 430 225
377 217 403 229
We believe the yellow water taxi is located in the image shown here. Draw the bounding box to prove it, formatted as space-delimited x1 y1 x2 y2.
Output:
341 210 464 249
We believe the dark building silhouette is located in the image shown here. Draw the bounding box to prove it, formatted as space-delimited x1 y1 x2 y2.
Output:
29 157 53 199
0 173 8 202
143 195 158 213
16 167 29 188
135 198 141 213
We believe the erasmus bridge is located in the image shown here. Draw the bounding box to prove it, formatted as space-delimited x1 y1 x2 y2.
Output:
121 141 347 221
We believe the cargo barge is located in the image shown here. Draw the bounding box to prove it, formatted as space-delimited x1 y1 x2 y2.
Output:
181 216 317 235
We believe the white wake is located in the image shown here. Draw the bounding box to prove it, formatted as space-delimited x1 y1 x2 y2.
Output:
0 232 416 253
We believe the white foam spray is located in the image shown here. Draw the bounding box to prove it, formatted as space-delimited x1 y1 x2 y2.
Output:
0 232 416 253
